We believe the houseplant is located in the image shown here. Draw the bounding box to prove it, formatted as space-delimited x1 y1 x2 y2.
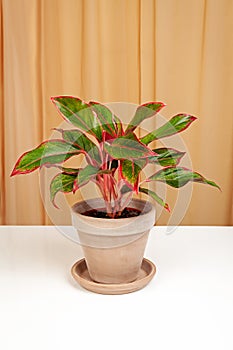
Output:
11 96 220 293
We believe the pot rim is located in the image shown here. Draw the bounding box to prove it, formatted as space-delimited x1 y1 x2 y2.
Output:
71 198 156 236
71 197 154 222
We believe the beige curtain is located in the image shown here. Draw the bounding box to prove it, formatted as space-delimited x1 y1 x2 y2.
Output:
0 0 232 225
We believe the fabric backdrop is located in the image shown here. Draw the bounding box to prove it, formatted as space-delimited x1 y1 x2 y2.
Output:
0 0 232 225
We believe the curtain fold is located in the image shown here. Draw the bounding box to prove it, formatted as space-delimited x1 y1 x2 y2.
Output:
0 0 5 224
1 0 232 225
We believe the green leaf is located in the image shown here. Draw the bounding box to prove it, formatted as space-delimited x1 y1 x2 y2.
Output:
89 102 117 138
11 140 82 176
120 159 146 190
104 137 156 159
121 132 138 141
55 128 101 165
51 96 102 141
50 172 78 208
147 166 221 189
125 102 165 134
113 114 124 136
44 165 81 174
140 114 197 145
139 187 170 212
73 165 111 193
149 148 185 166
57 166 81 174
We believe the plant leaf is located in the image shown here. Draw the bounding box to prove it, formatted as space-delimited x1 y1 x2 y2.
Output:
73 165 112 193
149 147 185 166
140 114 197 145
104 137 156 159
51 96 102 141
55 128 101 165
44 165 81 174
147 166 221 189
120 159 147 191
121 132 139 141
89 102 117 138
125 102 165 134
50 172 78 208
139 187 170 212
11 140 82 176
113 114 124 136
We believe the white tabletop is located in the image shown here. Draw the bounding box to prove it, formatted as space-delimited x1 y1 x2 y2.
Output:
0 225 232 350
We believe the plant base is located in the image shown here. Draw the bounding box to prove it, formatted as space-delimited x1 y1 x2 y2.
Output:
71 258 156 295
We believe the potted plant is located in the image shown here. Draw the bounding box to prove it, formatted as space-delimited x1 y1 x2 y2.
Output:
11 96 220 294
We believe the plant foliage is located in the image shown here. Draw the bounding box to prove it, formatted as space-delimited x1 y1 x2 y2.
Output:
11 96 220 217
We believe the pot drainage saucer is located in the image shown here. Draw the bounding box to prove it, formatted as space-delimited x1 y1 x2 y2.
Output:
71 258 156 295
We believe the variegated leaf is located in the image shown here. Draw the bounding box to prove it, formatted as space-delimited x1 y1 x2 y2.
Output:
139 187 170 212
55 128 101 165
149 148 185 166
50 172 78 208
11 140 81 176
141 114 196 145
51 96 102 141
89 102 117 138
147 167 220 189
125 102 165 134
104 137 156 159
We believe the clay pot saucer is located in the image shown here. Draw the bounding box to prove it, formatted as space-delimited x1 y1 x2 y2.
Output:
71 258 156 295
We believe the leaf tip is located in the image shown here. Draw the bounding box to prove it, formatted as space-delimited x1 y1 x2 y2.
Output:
52 199 60 210
165 203 171 213
133 178 139 194
10 168 18 177
89 100 99 105
159 101 167 108
73 180 79 194
190 115 197 122
215 183 222 192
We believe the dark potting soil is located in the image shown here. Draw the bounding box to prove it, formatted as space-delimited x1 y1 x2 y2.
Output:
82 207 141 219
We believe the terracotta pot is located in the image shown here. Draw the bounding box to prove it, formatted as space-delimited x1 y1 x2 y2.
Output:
71 198 155 284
